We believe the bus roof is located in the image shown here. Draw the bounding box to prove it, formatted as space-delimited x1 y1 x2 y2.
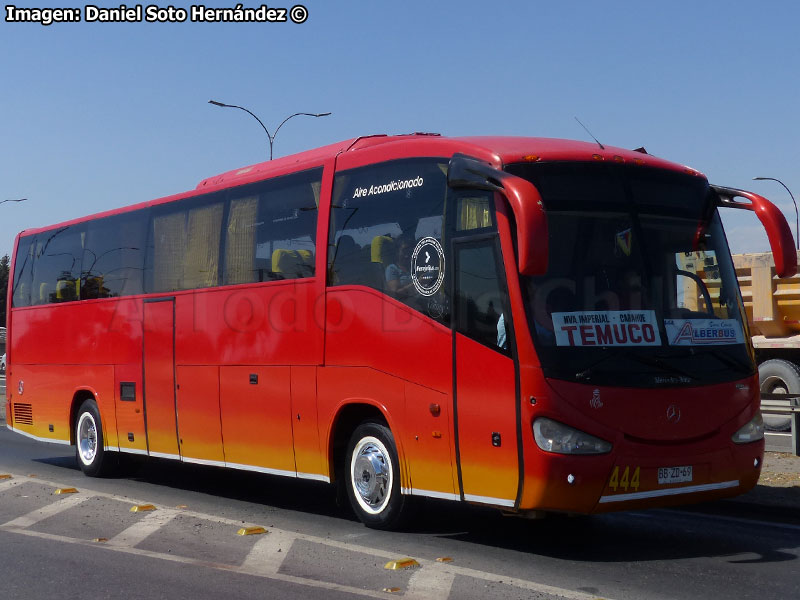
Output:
17 134 699 238
196 134 696 191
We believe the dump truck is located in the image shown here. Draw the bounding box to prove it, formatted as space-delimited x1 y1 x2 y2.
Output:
733 251 800 434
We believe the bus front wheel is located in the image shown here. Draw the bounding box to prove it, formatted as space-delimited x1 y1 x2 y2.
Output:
75 399 116 477
345 422 409 529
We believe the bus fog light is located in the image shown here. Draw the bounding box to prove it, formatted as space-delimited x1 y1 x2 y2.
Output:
754 458 760 468
732 413 764 444
533 417 612 455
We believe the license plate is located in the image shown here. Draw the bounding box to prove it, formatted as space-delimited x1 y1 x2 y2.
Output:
658 465 693 485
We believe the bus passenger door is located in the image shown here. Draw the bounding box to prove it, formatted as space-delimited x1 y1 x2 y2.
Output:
143 298 180 459
452 239 519 508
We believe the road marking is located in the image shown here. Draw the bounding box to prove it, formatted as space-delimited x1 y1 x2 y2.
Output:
3 493 89 528
405 564 456 600
0 478 18 492
0 472 620 600
107 508 179 547
240 530 296 575
442 563 610 599
2 527 390 599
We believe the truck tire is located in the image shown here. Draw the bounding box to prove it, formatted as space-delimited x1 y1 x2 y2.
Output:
758 359 799 432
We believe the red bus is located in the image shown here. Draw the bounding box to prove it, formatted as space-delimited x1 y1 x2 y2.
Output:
5 134 795 529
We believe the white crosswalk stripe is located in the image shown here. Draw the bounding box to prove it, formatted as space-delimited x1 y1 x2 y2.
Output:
405 565 456 600
3 493 89 528
0 478 18 492
107 508 180 547
240 529 296 575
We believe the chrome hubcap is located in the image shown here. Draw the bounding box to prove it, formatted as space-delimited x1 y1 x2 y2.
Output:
351 437 392 514
78 413 97 465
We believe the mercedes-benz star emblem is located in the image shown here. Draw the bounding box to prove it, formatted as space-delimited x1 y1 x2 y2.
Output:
666 404 681 424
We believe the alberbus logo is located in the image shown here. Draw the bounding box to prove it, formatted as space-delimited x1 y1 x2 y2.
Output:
664 319 744 346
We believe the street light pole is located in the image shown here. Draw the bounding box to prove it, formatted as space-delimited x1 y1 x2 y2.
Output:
753 177 799 250
208 100 331 160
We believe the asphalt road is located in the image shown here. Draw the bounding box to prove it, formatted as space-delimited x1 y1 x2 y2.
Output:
0 426 798 600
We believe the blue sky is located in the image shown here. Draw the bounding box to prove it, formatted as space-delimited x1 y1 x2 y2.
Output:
1 0 798 258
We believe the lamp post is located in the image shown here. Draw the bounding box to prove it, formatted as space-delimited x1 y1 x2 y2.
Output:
0 198 27 206
753 177 799 250
208 100 331 160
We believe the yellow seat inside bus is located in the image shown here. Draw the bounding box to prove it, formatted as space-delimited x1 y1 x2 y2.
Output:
55 279 79 302
371 235 395 266
329 234 400 290
271 249 314 279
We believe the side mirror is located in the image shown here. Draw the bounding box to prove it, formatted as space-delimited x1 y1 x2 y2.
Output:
448 154 548 275
713 185 798 278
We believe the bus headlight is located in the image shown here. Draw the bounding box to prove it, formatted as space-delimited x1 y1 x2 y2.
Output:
732 412 764 444
533 417 612 455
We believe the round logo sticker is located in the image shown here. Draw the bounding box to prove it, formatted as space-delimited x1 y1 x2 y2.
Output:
411 237 445 297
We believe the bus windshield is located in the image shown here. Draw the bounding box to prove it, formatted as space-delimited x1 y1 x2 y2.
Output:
507 162 753 388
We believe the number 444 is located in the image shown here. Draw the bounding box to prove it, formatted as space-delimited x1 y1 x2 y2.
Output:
608 466 641 492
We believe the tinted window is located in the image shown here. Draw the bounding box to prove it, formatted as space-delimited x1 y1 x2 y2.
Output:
82 211 148 299
147 194 225 293
329 159 448 322
11 235 35 307
31 225 85 304
224 168 321 284
10 168 323 306
454 192 494 232
454 241 510 354
509 161 753 387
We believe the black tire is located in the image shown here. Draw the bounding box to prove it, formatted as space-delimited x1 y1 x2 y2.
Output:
758 359 800 432
75 399 117 477
344 422 411 530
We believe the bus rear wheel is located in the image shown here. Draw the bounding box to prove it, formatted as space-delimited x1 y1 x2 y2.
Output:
75 399 116 477
345 422 410 530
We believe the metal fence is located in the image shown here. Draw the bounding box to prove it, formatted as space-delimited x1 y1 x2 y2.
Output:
762 395 800 456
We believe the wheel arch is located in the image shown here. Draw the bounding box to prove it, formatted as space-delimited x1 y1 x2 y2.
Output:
69 388 101 446
327 400 407 487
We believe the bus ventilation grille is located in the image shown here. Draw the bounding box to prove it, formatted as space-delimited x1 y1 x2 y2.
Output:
13 403 33 426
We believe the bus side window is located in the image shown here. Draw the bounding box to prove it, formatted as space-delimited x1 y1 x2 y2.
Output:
149 197 225 293
224 168 322 285
82 211 148 299
328 159 448 323
11 235 35 308
455 194 494 232
30 225 85 304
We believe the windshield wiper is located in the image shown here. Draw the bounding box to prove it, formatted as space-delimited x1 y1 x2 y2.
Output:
662 348 754 374
698 350 754 374
574 350 615 381
575 351 697 382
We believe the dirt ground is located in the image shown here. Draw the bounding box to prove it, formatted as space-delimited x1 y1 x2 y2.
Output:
732 451 800 511
760 451 800 487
